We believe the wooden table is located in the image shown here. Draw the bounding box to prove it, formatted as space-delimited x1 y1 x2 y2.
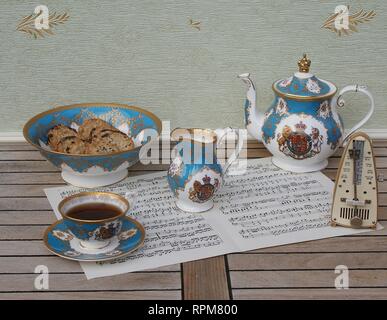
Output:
0 140 386 300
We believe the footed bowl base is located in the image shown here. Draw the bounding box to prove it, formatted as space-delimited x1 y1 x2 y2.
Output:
175 199 214 213
61 169 128 188
272 157 328 173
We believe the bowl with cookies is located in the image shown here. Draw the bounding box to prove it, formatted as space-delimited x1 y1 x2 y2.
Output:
23 103 162 188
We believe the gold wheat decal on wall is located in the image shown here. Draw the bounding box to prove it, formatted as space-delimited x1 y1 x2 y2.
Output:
188 18 201 31
17 11 69 39
322 7 376 36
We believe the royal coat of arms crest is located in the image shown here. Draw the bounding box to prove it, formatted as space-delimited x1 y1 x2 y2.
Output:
277 121 323 160
189 175 220 203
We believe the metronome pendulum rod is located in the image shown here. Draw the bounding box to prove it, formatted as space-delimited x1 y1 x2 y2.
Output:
350 139 365 226
352 140 359 219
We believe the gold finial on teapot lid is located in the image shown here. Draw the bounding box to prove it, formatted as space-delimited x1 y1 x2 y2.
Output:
298 53 311 73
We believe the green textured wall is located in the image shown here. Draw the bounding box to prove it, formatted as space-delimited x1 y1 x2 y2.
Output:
0 0 386 132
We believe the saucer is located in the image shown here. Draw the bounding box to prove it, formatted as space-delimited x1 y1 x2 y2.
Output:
43 216 145 262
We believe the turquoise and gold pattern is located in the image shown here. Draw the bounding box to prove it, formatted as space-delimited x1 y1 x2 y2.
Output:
261 96 343 150
274 75 332 98
167 141 223 197
273 55 336 100
44 216 145 262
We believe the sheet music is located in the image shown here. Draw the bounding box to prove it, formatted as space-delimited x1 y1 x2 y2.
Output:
207 158 382 252
45 158 381 279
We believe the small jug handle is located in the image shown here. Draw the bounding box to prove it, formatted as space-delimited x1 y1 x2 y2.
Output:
216 127 244 174
335 84 375 144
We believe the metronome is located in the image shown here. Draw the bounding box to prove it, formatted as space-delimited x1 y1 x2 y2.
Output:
331 132 378 228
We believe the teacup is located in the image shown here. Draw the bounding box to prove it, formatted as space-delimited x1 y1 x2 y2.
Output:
58 192 129 250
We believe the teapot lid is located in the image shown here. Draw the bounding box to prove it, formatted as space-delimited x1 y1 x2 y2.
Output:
273 54 337 100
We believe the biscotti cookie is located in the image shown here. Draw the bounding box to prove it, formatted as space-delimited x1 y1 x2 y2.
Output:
56 136 87 154
90 127 120 141
47 125 77 150
78 118 116 142
103 131 135 151
85 139 121 154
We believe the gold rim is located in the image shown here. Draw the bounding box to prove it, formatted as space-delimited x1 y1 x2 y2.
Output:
23 103 162 157
272 79 337 101
58 191 129 223
43 216 146 262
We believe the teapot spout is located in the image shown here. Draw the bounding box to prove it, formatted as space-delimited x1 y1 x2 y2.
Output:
238 73 264 142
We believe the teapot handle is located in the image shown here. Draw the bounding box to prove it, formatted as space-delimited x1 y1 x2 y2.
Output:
335 84 375 144
216 127 244 174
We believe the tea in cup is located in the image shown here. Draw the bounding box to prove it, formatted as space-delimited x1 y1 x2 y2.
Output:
58 192 129 250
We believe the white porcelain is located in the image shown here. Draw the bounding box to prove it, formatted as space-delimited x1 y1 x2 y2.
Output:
61 162 132 188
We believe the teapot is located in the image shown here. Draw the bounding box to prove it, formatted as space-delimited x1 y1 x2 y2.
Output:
167 128 242 213
239 54 374 172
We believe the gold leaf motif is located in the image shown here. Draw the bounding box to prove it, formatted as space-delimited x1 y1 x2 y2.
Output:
188 18 201 31
16 11 69 39
321 7 376 36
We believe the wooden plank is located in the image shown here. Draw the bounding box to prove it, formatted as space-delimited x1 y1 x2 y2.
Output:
2 235 387 258
0 240 49 256
0 273 181 291
230 270 387 288
1 221 387 241
0 211 56 224
0 170 163 184
0 185 63 197
0 144 36 151
0 291 181 300
0 256 180 273
3 185 379 201
1 207 380 224
0 226 50 239
0 191 379 212
248 236 387 253
0 151 44 161
1 140 386 150
0 172 63 184
3 148 387 161
0 161 169 173
0 198 51 211
0 150 256 162
0 161 59 173
233 288 387 300
369 140 387 147
183 256 230 300
1 147 387 161
228 252 387 270
3 181 382 200
1 156 386 175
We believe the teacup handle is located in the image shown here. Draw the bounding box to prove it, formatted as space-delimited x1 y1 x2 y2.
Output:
216 127 244 174
335 84 375 144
